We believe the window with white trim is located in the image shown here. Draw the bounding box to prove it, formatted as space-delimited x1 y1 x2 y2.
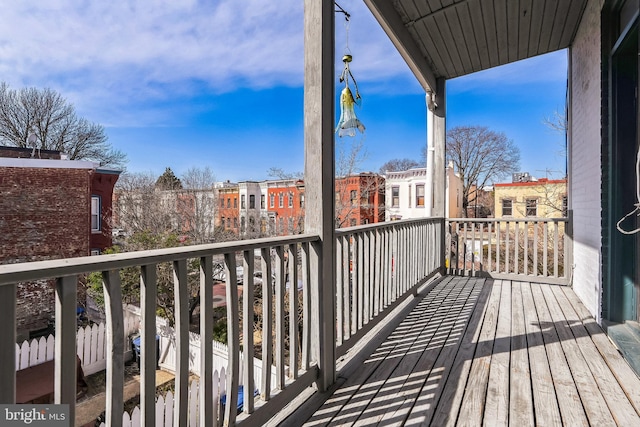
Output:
416 184 425 207
91 196 101 232
392 187 399 207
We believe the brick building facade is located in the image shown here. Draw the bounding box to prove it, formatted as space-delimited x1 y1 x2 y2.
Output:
266 179 305 236
0 148 120 339
217 183 240 236
335 173 385 227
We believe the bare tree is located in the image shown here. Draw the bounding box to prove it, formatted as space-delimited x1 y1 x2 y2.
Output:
446 126 520 217
0 82 126 167
513 179 567 218
106 171 206 325
267 167 303 181
268 138 380 230
178 167 218 244
543 109 568 170
335 173 385 228
543 110 567 134
114 172 178 235
379 158 420 174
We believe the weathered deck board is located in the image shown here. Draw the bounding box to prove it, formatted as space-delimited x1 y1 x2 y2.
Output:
300 278 640 427
508 282 534 426
529 282 589 426
374 278 484 426
520 282 562 426
404 279 492 426
304 276 456 426
541 284 616 426
483 279 510 426
550 285 639 425
561 286 640 416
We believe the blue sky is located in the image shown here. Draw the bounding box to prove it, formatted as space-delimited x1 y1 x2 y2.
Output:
0 0 567 183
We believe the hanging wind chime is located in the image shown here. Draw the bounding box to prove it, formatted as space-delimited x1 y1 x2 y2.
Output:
335 3 365 138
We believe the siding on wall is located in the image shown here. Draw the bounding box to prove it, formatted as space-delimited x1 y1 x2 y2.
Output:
570 0 604 320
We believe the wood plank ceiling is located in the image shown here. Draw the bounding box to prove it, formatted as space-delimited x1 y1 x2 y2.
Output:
364 0 588 90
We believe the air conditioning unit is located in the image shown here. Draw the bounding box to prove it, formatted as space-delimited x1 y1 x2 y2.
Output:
512 172 531 183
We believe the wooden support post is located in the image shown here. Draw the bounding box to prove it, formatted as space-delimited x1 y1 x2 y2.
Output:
426 78 446 271
432 78 447 219
55 276 77 422
303 0 336 392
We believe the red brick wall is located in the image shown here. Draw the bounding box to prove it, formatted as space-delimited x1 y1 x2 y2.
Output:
336 175 385 226
217 189 240 235
90 171 119 252
268 185 305 235
0 166 91 335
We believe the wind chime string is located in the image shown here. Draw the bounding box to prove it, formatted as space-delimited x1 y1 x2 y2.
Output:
335 4 365 138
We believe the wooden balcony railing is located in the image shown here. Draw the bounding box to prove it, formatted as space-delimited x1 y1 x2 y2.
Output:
335 218 445 357
446 218 572 285
0 217 445 426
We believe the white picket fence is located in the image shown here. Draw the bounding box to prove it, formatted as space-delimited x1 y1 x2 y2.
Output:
157 330 274 385
100 364 258 426
15 313 140 375
17 308 275 426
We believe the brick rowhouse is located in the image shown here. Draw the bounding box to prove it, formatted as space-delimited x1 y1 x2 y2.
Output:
0 148 120 339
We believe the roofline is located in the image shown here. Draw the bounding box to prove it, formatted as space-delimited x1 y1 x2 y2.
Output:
0 157 97 170
494 179 567 187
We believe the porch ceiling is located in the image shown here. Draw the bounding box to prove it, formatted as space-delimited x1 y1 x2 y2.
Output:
363 0 588 91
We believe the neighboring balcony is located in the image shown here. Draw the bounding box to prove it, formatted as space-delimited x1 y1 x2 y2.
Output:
0 217 639 426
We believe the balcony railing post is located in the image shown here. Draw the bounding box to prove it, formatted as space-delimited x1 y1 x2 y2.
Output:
173 259 190 427
103 270 124 427
54 275 77 422
223 254 240 426
0 283 16 404
140 264 158 427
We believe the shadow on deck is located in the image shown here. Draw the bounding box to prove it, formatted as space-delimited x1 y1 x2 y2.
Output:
284 276 640 426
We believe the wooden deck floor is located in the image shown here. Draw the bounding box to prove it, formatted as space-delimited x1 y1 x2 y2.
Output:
301 277 640 426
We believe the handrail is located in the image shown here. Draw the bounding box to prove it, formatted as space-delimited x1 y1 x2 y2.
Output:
336 216 445 236
447 217 568 223
0 234 319 286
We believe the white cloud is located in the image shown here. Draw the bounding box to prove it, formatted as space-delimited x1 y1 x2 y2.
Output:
9 0 568 128
0 0 416 126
